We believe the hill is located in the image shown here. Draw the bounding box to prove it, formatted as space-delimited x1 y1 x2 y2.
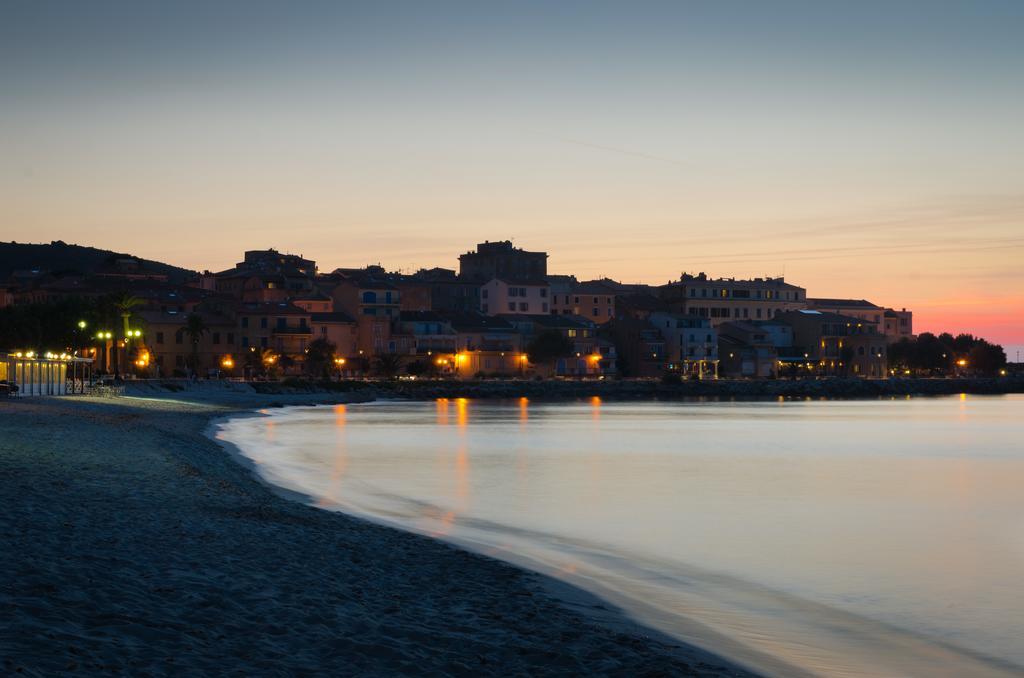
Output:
0 241 195 284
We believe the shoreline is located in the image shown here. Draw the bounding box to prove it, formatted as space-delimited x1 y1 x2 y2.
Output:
0 391 754 676
121 375 1024 405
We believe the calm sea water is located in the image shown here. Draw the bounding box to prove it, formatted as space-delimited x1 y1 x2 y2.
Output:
218 395 1024 677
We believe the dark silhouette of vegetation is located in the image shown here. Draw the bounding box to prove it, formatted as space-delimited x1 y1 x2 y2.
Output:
304 338 336 379
374 353 403 379
277 354 296 376
405 358 440 378
526 330 574 368
888 332 1006 376
184 314 208 372
0 241 195 283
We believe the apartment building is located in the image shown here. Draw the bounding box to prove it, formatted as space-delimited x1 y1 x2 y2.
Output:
459 240 548 282
659 273 807 326
774 310 889 377
649 312 718 378
480 278 550 315
548 277 616 323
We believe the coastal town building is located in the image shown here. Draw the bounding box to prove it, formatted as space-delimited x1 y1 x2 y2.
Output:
649 312 719 379
480 278 550 316
459 240 547 283
883 309 914 341
604 317 666 378
716 321 779 378
548 277 616 323
807 298 914 343
659 273 807 327
412 268 481 312
774 310 889 378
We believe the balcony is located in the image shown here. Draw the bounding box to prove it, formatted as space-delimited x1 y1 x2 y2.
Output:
273 325 312 336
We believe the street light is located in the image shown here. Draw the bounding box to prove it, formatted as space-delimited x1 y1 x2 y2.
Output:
78 320 87 329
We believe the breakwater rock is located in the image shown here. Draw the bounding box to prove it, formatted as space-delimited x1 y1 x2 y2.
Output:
374 376 1024 401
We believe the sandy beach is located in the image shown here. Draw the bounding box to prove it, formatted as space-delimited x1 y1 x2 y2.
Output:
0 389 751 676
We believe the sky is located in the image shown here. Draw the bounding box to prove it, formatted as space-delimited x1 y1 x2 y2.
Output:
2 1 1022 356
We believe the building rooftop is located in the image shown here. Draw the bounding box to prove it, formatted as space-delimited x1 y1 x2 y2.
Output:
807 298 881 309
310 311 355 323
443 311 516 332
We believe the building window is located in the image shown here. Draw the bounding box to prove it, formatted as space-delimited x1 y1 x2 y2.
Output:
363 308 376 315
242 336 249 347
212 332 220 344
593 308 598 316
175 330 183 344
568 329 577 337
482 303 489 313
542 303 549 312
260 317 268 329
260 337 268 348
227 333 234 344
362 291 376 303
508 302 516 311
482 289 488 299
156 332 164 344
540 289 548 298
321 327 327 335
241 317 249 328
519 302 528 311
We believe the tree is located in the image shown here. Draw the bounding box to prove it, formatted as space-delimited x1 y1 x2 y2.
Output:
112 291 143 338
526 330 574 373
184 314 208 373
277 354 296 376
405 358 440 379
374 353 403 379
968 341 1007 376
244 347 275 379
305 338 336 379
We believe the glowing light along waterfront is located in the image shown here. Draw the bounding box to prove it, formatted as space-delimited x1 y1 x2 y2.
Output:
219 396 1024 677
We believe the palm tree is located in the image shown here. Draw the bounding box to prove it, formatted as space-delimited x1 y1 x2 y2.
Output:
112 291 144 338
106 291 143 377
184 314 208 375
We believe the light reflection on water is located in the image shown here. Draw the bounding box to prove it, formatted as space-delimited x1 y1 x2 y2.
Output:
220 395 1024 677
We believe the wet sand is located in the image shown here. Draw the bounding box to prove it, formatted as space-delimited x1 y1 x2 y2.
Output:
0 392 751 676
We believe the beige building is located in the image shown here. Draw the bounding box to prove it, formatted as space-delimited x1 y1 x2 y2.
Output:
480 278 550 316
808 298 913 343
775 310 889 378
549 278 615 324
659 273 807 327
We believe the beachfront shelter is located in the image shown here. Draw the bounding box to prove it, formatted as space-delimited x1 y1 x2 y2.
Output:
1 353 94 396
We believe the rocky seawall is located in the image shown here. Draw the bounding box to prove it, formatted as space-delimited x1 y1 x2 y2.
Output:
123 376 1024 403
